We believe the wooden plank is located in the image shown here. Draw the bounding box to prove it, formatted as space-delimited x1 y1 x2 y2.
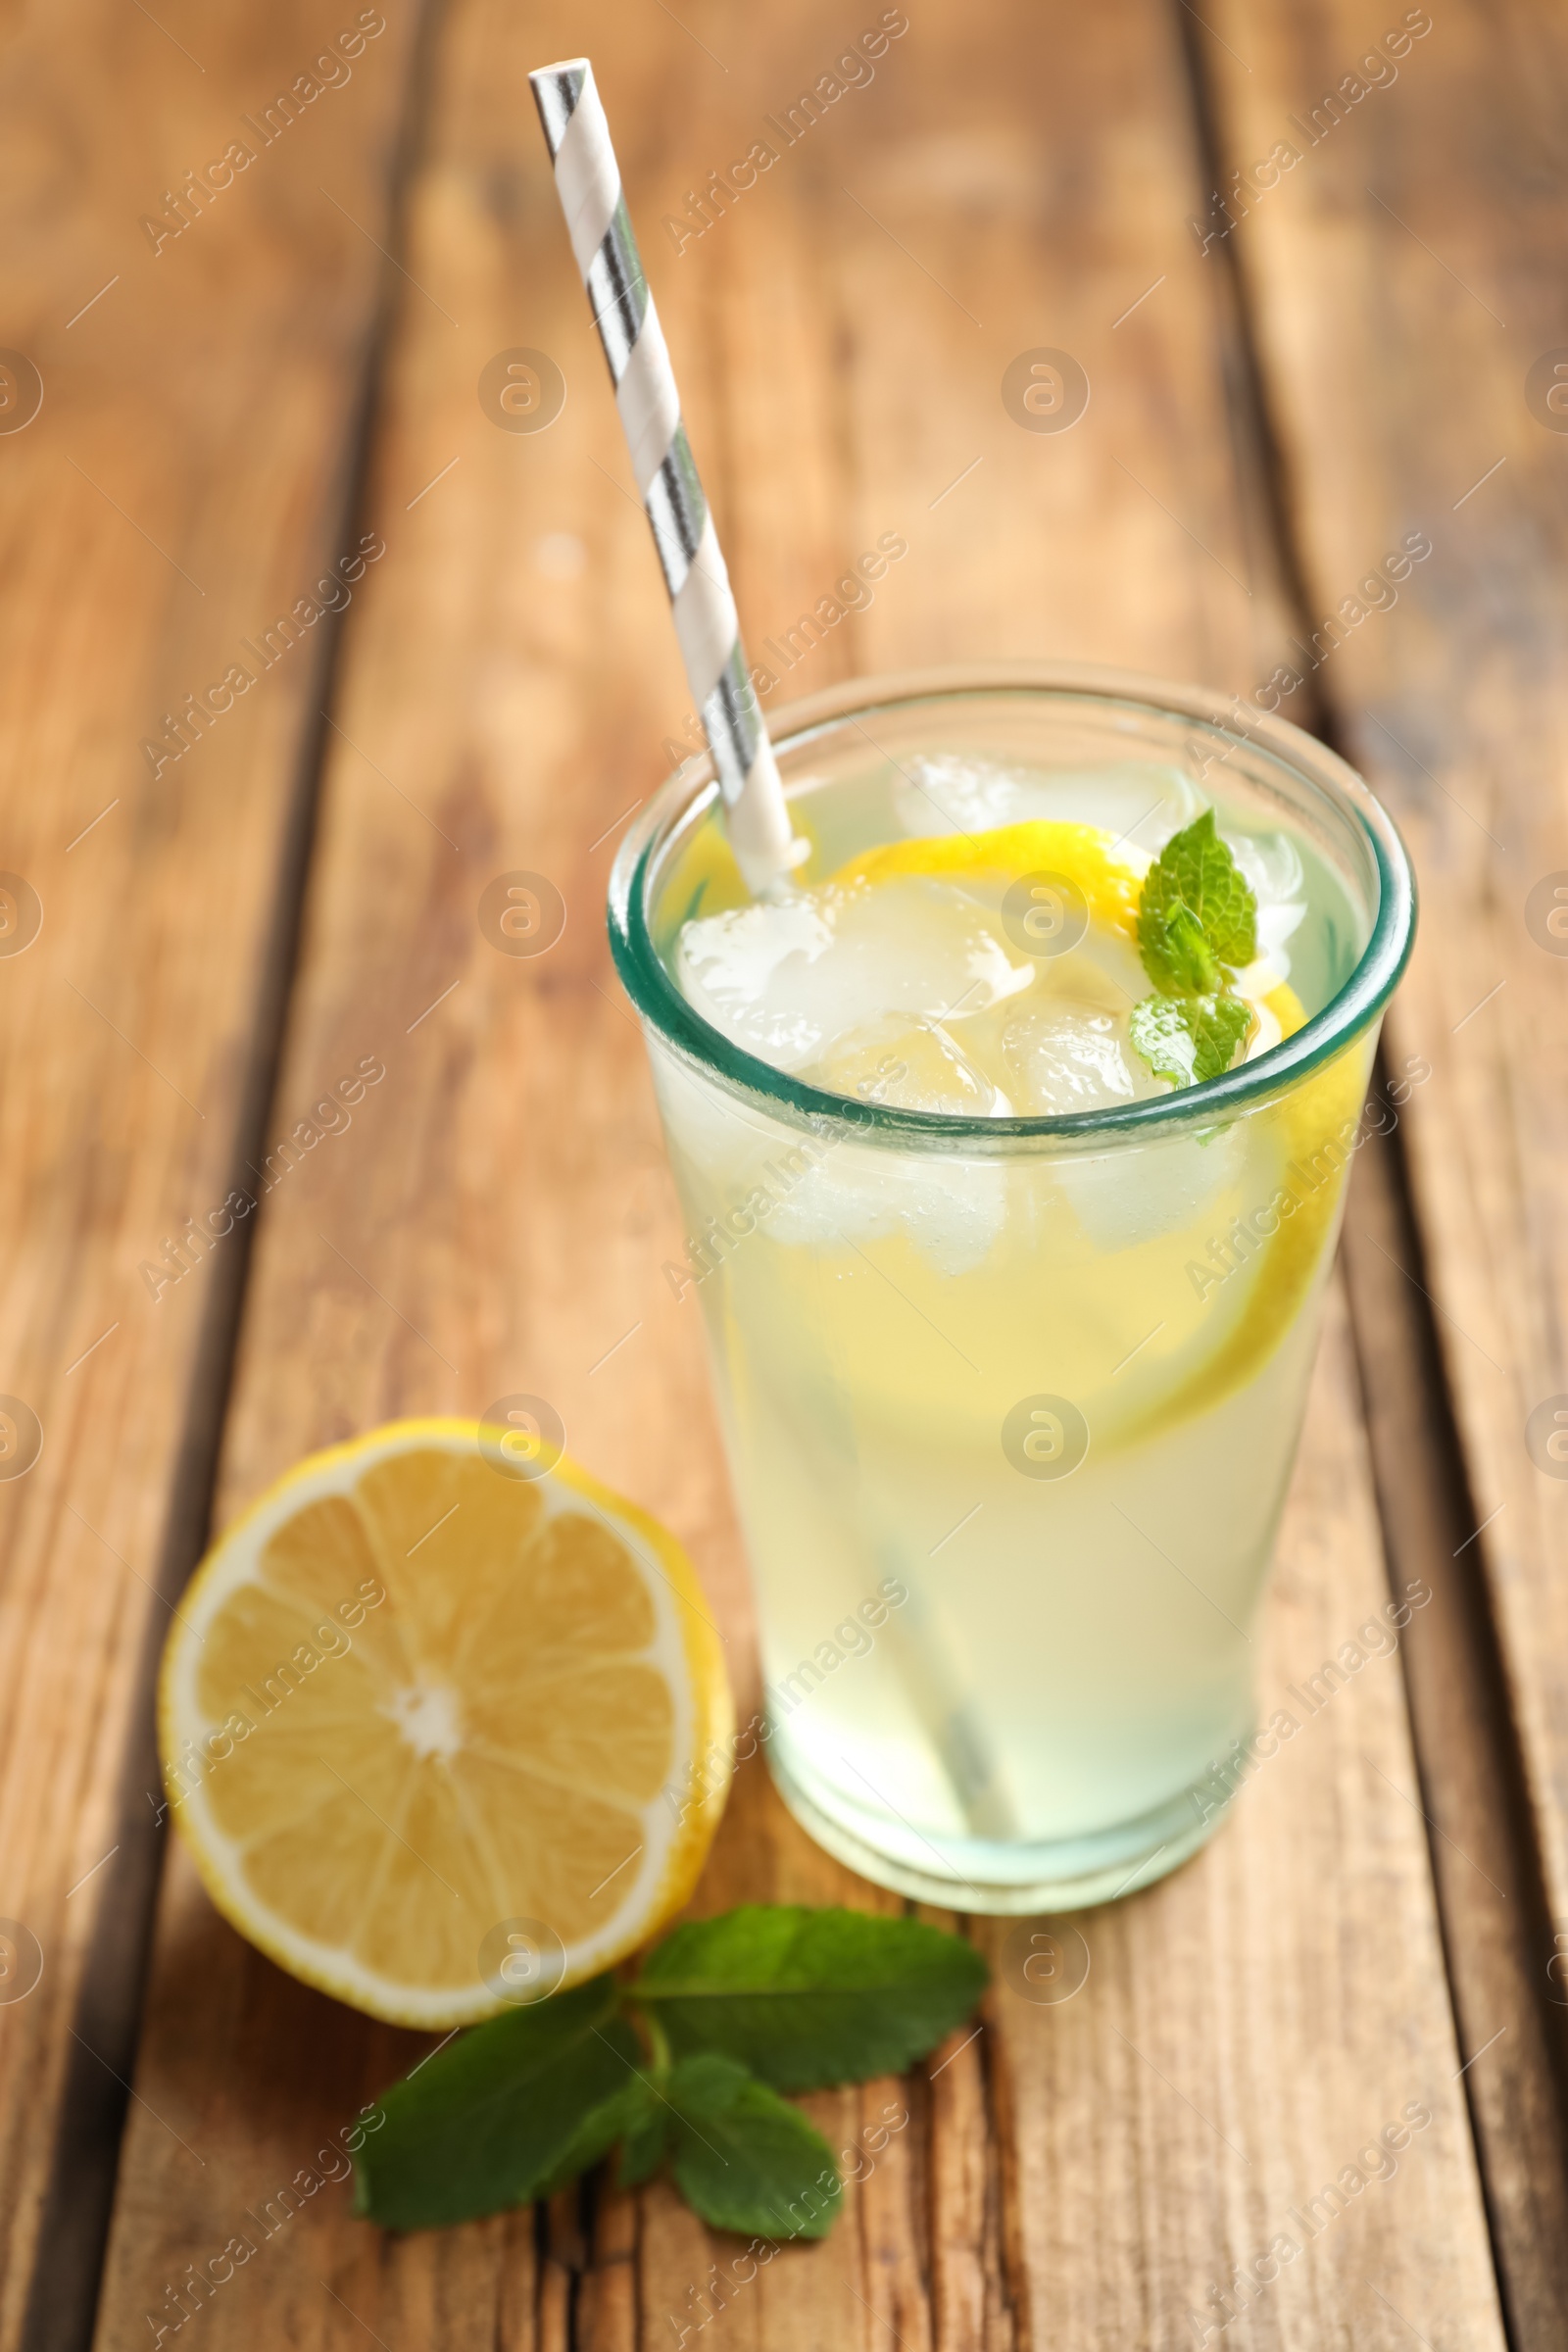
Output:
1190 1 1568 2333
976 1293 1503 2348
1339 1123 1568 2338
0 4 420 2344
91 0 1508 2345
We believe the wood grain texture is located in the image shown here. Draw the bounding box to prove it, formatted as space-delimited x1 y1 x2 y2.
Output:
0 1 420 2341
1197 0 1568 1875
1340 1120 1568 2342
83 0 1513 2345
1194 2 1568 2335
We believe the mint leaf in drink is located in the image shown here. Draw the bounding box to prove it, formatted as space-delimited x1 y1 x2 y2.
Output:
1139 897 1221 996
353 1974 638 2230
1131 810 1260 1087
631 1905 988 2090
665 2053 842 2240
1138 808 1257 987
1129 993 1252 1087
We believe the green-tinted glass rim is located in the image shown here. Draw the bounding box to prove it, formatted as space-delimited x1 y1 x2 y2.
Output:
608 663 1417 1146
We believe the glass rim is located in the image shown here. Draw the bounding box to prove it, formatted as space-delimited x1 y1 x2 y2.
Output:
608 662 1417 1146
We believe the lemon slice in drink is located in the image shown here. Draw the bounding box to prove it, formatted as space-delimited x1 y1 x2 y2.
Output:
831 818 1144 938
160 1420 732 2029
1122 981 1367 1438
824 824 1369 1438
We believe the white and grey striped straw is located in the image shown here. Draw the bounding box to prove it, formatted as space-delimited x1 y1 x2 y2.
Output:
529 59 802 897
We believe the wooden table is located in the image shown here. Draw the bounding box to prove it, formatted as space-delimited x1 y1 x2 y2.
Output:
4 0 1566 2344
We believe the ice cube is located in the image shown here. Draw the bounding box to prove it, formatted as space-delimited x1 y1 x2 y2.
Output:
826 877 1032 1026
1232 829 1306 980
675 876 1031 1073
765 1131 1008 1273
675 895 837 1071
891 754 1203 853
1000 1004 1155 1115
1054 1117 1249 1254
808 1015 1012 1117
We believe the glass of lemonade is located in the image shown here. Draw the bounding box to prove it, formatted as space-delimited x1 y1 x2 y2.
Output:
609 666 1415 1911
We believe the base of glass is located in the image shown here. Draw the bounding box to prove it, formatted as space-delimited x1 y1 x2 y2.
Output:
766 1745 1234 1915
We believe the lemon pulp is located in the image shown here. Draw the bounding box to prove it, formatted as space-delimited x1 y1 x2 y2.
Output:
161 1421 732 2028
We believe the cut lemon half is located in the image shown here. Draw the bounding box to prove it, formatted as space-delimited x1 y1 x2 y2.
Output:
160 1419 733 2029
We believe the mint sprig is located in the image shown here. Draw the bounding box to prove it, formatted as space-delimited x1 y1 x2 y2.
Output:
631 1903 983 2088
1129 991 1252 1087
354 1905 986 2238
664 2052 843 2239
1130 809 1258 1087
350 1975 637 2231
1138 808 1257 979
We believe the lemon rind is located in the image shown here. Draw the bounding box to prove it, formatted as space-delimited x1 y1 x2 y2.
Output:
160 1418 733 2030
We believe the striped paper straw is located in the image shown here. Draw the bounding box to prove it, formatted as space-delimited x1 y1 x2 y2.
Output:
529 59 802 897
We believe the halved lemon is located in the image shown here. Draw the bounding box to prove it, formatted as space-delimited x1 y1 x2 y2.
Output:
159 1419 732 2028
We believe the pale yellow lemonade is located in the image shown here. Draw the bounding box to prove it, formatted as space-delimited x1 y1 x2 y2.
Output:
615 695 1403 1906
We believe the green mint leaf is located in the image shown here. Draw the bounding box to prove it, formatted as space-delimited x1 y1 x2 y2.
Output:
1129 992 1253 1088
666 2054 842 2240
614 2077 670 2188
534 2070 656 2201
1138 808 1257 987
1139 898 1221 996
353 1975 638 2230
631 1906 988 2091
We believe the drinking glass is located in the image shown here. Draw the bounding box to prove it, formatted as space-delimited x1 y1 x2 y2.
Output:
610 665 1416 1910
